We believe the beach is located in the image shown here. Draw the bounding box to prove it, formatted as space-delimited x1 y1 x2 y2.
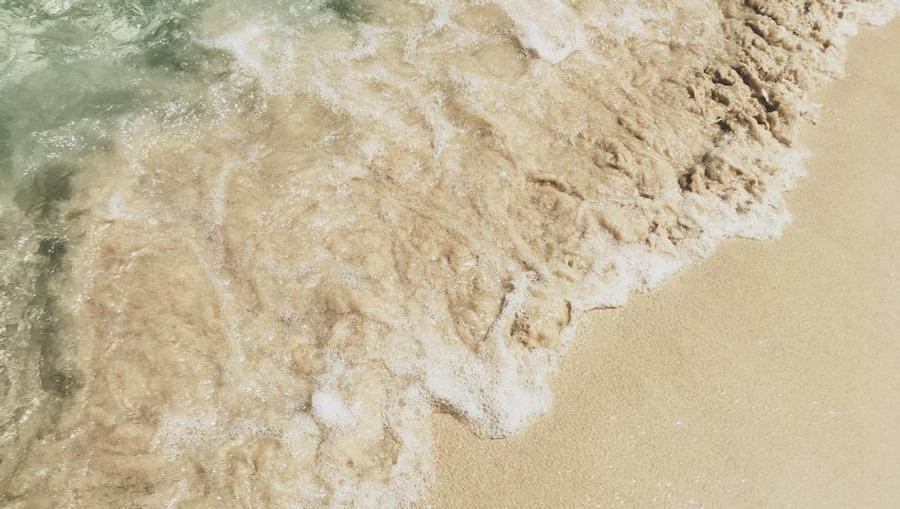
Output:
2 3 899 507
425 19 900 509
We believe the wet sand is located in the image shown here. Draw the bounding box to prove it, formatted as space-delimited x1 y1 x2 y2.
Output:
425 18 900 509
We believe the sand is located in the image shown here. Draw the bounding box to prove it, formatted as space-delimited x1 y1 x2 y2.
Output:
424 18 900 509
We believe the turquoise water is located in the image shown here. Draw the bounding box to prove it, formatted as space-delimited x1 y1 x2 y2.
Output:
0 0 354 489
0 1 367 352
0 0 359 182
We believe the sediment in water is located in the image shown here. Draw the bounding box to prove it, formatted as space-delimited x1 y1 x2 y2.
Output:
1 1 897 507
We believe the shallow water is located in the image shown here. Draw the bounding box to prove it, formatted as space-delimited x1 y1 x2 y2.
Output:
1 1 897 507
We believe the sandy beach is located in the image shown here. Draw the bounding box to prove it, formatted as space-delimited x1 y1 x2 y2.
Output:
424 18 900 509
3 3 898 507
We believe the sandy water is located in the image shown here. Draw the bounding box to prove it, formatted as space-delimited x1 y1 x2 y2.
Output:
1 1 897 507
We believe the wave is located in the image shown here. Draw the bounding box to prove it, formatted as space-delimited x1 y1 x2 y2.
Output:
1 1 897 507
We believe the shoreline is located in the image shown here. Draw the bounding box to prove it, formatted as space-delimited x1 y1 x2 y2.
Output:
424 18 900 509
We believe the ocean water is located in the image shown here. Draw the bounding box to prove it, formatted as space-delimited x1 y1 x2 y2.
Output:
1 1 897 507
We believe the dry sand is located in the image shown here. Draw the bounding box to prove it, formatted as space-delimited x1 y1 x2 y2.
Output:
424 19 900 509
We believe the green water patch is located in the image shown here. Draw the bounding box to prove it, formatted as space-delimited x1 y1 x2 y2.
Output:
6 161 80 397
33 237 82 398
0 162 79 484
12 163 73 220
325 0 373 22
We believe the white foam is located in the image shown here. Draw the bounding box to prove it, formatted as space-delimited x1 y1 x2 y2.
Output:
496 0 588 63
202 18 298 94
312 389 356 429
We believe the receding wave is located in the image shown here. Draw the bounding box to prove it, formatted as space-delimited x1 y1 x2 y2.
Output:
1 1 897 507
